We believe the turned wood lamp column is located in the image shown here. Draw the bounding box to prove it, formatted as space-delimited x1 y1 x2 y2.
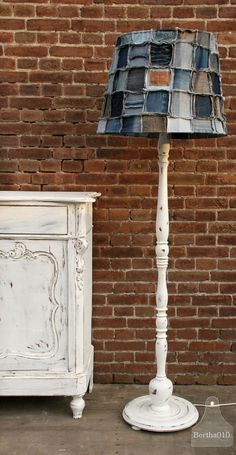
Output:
122 134 199 432
149 133 172 403
97 29 227 432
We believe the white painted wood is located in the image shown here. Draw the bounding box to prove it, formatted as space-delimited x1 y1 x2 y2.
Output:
122 134 199 432
0 206 68 234
70 395 85 419
0 239 68 372
0 191 99 203
0 191 100 418
123 395 199 432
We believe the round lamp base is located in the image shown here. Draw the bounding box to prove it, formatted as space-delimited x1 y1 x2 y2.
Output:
123 395 199 432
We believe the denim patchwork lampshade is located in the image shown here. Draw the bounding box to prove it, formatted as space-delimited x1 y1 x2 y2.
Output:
97 29 227 138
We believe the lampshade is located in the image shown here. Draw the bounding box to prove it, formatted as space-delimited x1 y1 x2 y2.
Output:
97 29 227 138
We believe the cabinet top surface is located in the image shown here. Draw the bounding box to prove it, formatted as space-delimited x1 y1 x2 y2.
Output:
0 191 101 203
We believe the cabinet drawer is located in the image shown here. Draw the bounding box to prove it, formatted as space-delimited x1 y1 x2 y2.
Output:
0 205 68 235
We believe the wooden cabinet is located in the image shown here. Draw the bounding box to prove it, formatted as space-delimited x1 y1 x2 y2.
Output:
0 192 100 418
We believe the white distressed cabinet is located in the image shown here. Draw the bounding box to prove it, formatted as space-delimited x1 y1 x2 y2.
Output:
0 191 100 418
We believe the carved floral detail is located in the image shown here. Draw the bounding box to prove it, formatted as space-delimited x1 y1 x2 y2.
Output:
0 242 35 260
0 242 60 360
75 237 88 291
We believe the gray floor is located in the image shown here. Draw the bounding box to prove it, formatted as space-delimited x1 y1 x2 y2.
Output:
0 385 235 455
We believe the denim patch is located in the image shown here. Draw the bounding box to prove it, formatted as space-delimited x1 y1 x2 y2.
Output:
117 46 129 68
210 34 218 54
109 49 118 74
197 31 210 48
130 58 149 68
179 30 195 43
213 96 223 118
211 72 221 95
173 69 191 91
173 42 193 69
131 30 153 45
167 117 192 133
106 118 121 133
148 70 171 87
214 119 226 135
146 91 169 114
195 95 212 117
107 75 114 94
97 119 107 134
142 115 166 132
210 53 219 73
103 95 111 117
129 45 149 68
113 70 128 92
121 116 141 133
192 72 210 94
192 118 212 132
127 68 145 91
154 30 177 42
116 36 122 47
151 43 172 66
124 93 144 115
130 45 149 60
171 92 192 118
195 47 209 70
111 92 123 117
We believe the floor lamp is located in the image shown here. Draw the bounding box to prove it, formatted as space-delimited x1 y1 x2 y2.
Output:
97 28 227 432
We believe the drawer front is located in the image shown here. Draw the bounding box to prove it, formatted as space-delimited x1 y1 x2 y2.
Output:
0 205 68 235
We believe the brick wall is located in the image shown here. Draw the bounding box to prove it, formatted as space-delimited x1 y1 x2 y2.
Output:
0 0 236 385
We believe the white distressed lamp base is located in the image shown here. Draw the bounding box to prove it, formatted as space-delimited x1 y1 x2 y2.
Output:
123 395 199 432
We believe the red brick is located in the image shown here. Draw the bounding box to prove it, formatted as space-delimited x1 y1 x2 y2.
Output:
29 71 72 83
212 318 236 328
104 6 126 18
0 71 27 82
207 20 235 32
14 5 35 16
62 59 83 70
0 19 25 30
196 6 217 18
58 6 80 17
36 5 57 16
189 341 230 351
150 7 171 18
37 32 58 44
50 46 93 57
173 7 194 17
0 58 15 70
17 58 37 69
39 60 61 71
60 33 81 44
127 6 150 18
5 46 48 57
72 19 115 32
0 32 13 43
28 19 70 31
15 32 36 44
81 6 103 17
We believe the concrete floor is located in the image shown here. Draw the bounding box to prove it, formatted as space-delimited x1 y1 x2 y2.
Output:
0 385 235 455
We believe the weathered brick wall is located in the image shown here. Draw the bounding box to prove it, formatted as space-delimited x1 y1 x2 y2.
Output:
0 0 235 385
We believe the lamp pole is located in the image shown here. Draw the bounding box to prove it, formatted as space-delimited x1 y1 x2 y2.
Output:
149 133 173 407
123 134 199 431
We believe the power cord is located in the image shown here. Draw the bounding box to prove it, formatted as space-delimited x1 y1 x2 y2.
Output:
194 402 236 407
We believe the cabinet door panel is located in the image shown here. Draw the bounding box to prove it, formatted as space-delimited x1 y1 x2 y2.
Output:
0 239 69 372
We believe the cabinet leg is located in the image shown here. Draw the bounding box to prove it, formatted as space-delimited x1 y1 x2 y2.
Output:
70 395 85 419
